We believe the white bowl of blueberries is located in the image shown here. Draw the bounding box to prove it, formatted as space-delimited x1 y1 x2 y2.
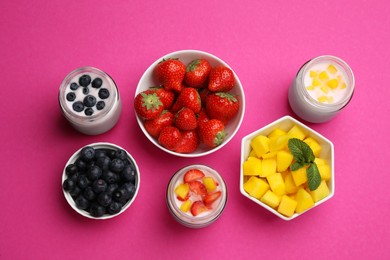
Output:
62 142 140 219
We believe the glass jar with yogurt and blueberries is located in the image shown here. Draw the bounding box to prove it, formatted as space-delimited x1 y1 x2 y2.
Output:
166 164 228 228
58 67 122 135
288 55 355 123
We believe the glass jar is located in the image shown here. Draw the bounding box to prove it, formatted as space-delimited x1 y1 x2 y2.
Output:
166 165 228 228
288 55 355 123
58 67 122 135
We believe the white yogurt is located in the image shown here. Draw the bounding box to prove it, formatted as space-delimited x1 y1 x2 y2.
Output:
59 67 122 135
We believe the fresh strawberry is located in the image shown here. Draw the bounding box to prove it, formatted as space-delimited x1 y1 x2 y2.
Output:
204 191 222 206
134 90 164 120
174 108 197 131
196 108 209 129
208 66 235 92
149 87 175 109
183 169 205 183
198 88 209 107
205 92 239 124
174 130 199 153
191 201 209 216
177 193 190 201
198 119 226 148
158 126 181 150
189 181 208 196
184 59 212 88
143 110 174 138
171 87 201 113
155 58 186 92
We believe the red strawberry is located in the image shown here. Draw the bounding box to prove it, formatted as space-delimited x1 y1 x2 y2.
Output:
174 108 197 131
183 169 205 183
189 181 208 196
171 87 201 113
208 66 235 92
155 58 186 92
198 119 226 148
174 130 199 154
204 191 222 206
134 90 164 120
177 193 190 201
143 110 174 138
198 88 209 107
196 108 209 129
205 92 239 124
184 59 212 88
191 201 209 216
158 126 181 150
149 87 175 109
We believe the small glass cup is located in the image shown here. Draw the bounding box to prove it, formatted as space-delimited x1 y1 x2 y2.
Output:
166 165 228 228
58 67 122 135
288 55 355 123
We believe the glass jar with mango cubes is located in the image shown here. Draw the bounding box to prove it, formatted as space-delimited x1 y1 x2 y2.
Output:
288 55 355 123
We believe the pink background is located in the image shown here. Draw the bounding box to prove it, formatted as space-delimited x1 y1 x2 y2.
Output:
1 0 389 259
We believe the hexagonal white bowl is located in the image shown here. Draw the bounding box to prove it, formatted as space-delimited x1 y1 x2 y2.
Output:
240 115 334 220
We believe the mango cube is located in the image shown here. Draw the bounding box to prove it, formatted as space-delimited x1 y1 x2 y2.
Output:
203 176 217 192
318 96 328 103
276 150 294 172
312 78 321 86
266 172 286 196
319 71 329 81
277 195 297 217
269 135 289 152
327 64 338 74
261 158 276 177
310 180 330 202
262 152 276 159
175 183 189 200
251 135 270 157
295 188 314 213
314 157 327 165
268 128 287 139
242 157 262 176
309 70 318 78
317 164 331 181
244 176 269 199
306 85 315 91
261 190 280 208
284 173 300 194
287 125 306 140
320 86 329 94
180 200 192 212
303 137 322 157
291 167 308 186
327 78 339 89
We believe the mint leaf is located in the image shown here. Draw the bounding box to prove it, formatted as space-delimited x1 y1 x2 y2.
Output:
290 161 304 171
307 163 321 191
288 138 315 163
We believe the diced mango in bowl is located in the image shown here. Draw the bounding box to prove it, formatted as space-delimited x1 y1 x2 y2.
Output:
242 124 332 218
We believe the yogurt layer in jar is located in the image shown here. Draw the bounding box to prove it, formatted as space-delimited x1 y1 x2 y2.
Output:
166 165 227 228
288 55 355 123
59 67 122 135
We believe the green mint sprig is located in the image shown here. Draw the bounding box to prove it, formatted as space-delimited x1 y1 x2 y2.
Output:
288 138 321 191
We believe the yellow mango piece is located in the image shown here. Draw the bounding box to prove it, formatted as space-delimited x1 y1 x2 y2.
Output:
276 150 294 172
295 188 315 213
319 71 329 81
327 78 339 89
269 135 289 152
261 190 280 208
174 183 189 200
268 128 287 139
318 164 331 181
314 158 327 165
306 85 315 91
318 96 328 103
251 135 270 157
267 172 286 196
287 125 306 140
327 64 338 74
303 137 322 157
277 195 297 217
312 78 321 86
262 152 276 159
180 200 192 212
309 70 318 78
284 173 300 194
327 96 334 103
203 176 217 192
243 176 269 199
320 85 329 94
261 158 276 177
340 82 347 89
242 157 262 176
310 180 330 202
291 167 308 186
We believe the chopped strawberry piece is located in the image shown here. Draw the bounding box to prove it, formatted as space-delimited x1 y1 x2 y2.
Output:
188 181 207 196
191 201 209 216
184 169 205 183
204 191 222 206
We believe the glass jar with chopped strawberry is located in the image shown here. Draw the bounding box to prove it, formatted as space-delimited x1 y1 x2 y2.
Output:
166 164 227 228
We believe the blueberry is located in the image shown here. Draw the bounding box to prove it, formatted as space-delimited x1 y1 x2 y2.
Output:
113 187 130 203
92 77 103 88
107 202 122 215
115 149 128 161
66 92 76 102
96 101 105 110
69 185 81 197
84 108 94 116
107 150 116 159
110 158 125 173
107 183 119 195
102 170 120 184
82 87 89 95
98 88 110 99
75 195 89 210
97 192 112 207
75 158 88 172
87 165 102 181
63 178 75 191
121 165 136 183
72 101 84 112
70 82 79 90
92 179 107 194
123 182 136 199
65 163 78 176
83 186 96 201
77 174 90 190
89 202 105 217
83 95 96 107
80 146 95 162
94 149 107 159
96 156 111 171
79 74 91 87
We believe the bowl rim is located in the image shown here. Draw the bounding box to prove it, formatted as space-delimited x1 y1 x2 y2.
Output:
239 115 334 221
135 49 246 158
62 142 140 220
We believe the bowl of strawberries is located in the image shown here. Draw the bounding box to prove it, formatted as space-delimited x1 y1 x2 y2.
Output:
134 50 245 157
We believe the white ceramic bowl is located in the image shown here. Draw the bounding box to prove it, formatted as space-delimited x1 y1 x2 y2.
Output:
135 50 245 157
62 142 140 219
240 116 334 220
